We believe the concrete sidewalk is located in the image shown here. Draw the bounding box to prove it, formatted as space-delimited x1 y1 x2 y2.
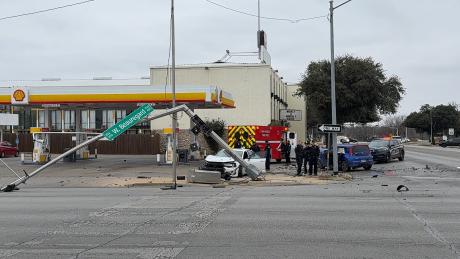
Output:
0 155 348 189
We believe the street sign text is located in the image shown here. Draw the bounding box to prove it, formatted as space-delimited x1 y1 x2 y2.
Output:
318 124 342 133
102 104 154 141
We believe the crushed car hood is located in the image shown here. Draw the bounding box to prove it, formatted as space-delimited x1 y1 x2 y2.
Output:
205 155 235 163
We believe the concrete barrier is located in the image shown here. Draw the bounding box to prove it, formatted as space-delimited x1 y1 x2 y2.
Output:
187 169 221 184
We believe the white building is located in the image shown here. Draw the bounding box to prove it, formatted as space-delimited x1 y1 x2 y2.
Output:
149 63 306 135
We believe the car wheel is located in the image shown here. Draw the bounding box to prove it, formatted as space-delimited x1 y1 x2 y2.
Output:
0 152 4 158
398 151 405 161
341 161 349 172
385 153 391 163
363 165 372 170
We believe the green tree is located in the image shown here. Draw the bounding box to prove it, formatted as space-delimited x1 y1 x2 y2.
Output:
404 103 459 136
297 55 405 127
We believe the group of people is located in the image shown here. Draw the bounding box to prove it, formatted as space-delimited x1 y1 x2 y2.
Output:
294 141 320 176
234 138 319 176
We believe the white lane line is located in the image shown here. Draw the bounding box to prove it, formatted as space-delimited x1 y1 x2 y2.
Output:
396 197 459 257
403 176 460 181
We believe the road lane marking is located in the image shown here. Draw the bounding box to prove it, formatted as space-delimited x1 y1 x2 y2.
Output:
396 197 459 257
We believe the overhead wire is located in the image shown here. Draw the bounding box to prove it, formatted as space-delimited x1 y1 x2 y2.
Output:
0 0 96 21
204 0 328 23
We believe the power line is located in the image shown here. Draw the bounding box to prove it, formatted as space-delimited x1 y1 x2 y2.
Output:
205 0 327 23
0 0 96 21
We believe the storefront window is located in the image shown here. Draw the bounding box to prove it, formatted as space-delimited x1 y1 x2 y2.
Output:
51 110 62 131
63 110 75 130
102 110 115 129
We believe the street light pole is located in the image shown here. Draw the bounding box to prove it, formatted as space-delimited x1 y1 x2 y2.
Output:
430 109 433 145
329 0 351 174
171 0 177 189
257 0 261 60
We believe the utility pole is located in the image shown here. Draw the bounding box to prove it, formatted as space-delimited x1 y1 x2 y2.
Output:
171 0 177 189
257 0 261 60
329 0 351 174
430 108 433 145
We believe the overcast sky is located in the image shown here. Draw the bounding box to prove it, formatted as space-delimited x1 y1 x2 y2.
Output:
1 0 459 115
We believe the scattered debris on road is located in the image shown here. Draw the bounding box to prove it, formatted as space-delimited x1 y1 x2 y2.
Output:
397 185 409 192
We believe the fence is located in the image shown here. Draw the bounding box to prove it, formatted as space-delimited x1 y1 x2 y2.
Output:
1 133 161 155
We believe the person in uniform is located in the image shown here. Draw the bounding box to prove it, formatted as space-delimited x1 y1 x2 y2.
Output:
303 141 311 175
309 143 320 176
284 140 291 164
264 140 271 171
294 142 304 176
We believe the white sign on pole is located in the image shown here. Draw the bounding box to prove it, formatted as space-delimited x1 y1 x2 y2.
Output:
0 114 19 126
280 109 302 121
449 128 455 136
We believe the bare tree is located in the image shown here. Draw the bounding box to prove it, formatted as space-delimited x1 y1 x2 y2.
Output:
382 115 406 135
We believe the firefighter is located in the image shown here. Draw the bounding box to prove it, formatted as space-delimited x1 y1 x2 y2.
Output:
309 143 320 176
264 140 271 171
284 140 291 164
303 141 311 174
294 141 304 176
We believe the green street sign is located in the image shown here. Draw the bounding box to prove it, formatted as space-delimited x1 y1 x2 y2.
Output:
102 104 154 141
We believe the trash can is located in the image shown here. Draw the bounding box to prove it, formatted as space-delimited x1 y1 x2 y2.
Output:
177 149 189 163
63 147 77 162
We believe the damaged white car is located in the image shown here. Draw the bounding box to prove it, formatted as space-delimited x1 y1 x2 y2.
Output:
201 149 265 179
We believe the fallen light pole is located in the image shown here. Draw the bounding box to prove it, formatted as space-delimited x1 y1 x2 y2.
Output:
1 135 104 192
1 104 262 192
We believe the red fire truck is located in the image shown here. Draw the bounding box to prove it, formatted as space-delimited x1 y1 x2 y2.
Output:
227 125 297 162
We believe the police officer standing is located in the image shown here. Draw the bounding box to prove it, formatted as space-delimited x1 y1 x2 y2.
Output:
284 140 291 164
294 142 304 176
309 143 320 176
264 140 271 171
303 142 311 175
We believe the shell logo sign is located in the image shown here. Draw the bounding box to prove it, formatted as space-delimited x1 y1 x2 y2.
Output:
13 89 26 101
11 87 29 104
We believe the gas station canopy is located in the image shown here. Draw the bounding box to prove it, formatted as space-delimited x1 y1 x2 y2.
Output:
0 85 235 109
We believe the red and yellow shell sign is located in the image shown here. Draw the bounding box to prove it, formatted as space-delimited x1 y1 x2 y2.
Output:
10 87 29 104
13 89 26 101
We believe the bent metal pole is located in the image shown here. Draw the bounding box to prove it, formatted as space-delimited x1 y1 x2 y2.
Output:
142 105 262 181
1 135 104 192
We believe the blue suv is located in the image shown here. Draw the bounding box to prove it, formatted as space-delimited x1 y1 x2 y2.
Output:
319 144 373 171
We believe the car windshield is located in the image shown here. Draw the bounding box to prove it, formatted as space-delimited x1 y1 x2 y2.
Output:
215 149 244 158
352 145 370 155
369 140 389 148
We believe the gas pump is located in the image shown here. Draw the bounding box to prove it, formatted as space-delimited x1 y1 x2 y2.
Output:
30 127 50 164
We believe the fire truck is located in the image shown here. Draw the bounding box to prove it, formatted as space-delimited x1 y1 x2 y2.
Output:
227 125 297 162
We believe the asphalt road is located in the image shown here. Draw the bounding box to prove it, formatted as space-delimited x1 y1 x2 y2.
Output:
1 145 460 258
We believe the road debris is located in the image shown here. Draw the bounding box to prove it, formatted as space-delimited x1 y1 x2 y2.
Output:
397 185 409 192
